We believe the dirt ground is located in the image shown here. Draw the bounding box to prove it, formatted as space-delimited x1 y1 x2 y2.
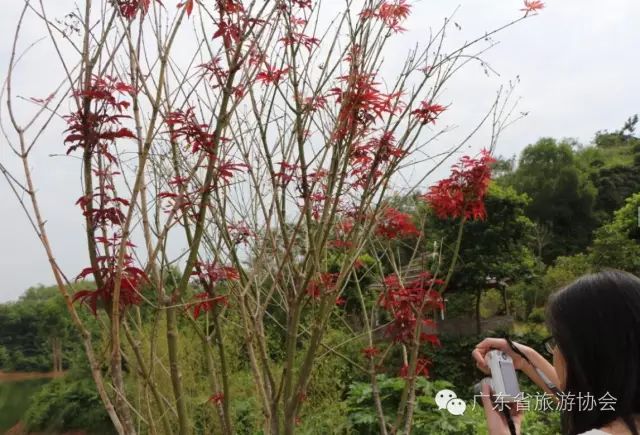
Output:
5 421 87 435
0 371 64 382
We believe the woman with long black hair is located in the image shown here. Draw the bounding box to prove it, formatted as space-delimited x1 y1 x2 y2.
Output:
473 270 640 434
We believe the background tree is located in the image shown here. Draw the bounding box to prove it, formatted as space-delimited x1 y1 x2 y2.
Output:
502 138 597 263
591 192 640 276
580 117 640 223
0 286 75 372
431 183 535 333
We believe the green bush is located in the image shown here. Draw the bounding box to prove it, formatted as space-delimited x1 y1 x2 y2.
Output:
23 376 114 434
345 376 481 434
528 307 546 323
344 374 560 435
0 379 49 432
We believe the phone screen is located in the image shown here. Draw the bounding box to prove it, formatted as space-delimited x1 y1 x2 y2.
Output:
499 360 520 397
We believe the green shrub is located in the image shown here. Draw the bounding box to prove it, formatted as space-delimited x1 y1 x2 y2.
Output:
345 376 481 434
23 376 114 434
528 307 546 323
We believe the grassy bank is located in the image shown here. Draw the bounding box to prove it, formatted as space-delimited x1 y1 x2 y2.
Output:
0 378 51 432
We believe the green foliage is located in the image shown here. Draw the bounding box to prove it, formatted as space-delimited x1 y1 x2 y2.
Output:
432 183 535 319
591 193 640 275
346 376 480 434
344 371 560 435
542 254 592 297
521 405 561 435
576 123 640 224
479 289 504 318
0 285 77 372
0 379 50 432
527 307 545 324
506 276 543 321
503 138 597 263
23 375 114 434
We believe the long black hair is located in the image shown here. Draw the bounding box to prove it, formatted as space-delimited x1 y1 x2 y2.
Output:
546 269 640 435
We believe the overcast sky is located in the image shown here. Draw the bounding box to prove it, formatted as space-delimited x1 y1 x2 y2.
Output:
1 0 639 302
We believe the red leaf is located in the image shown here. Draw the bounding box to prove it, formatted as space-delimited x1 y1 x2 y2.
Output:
521 0 544 13
72 289 100 316
76 267 96 280
361 347 379 359
184 0 194 16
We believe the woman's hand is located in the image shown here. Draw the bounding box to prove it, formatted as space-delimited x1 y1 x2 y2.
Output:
480 382 523 435
471 337 532 373
472 337 561 403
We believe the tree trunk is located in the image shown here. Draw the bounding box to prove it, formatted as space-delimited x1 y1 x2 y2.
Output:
51 337 62 373
502 285 509 316
51 338 57 372
475 289 482 335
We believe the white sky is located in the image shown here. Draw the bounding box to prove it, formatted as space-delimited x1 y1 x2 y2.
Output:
1 0 639 302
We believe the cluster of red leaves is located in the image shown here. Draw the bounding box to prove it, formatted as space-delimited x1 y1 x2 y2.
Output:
329 73 402 140
301 95 327 112
64 76 136 159
328 217 355 250
209 392 225 405
164 110 248 192
76 192 130 227
210 0 246 46
361 347 380 359
158 176 198 218
66 77 146 315
374 207 419 239
399 358 430 379
73 236 148 315
308 190 329 220
190 262 238 318
276 0 312 13
361 0 412 33
328 239 353 250
422 150 495 220
256 64 289 85
306 272 339 299
274 161 299 185
378 272 443 345
273 161 333 220
73 265 147 315
217 160 250 184
166 108 219 154
116 0 159 20
193 262 240 286
521 0 545 13
349 132 404 188
198 57 228 88
411 101 446 125
191 292 229 319
217 0 244 13
292 0 312 8
280 32 320 51
214 20 242 49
